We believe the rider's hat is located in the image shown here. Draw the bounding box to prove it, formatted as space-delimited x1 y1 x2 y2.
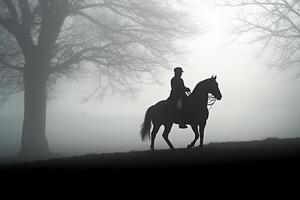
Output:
174 67 184 73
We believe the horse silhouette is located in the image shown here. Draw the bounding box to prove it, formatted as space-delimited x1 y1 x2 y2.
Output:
140 75 222 150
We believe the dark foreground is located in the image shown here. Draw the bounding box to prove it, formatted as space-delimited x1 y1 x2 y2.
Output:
0 138 300 174
1 138 298 193
1 138 299 194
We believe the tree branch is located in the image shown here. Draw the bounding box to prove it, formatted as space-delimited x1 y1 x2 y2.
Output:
3 0 18 22
0 58 23 72
221 0 300 70
18 0 33 28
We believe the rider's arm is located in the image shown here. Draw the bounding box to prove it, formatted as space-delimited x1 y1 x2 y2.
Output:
181 79 190 92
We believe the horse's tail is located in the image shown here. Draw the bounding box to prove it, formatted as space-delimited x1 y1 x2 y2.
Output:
140 106 153 141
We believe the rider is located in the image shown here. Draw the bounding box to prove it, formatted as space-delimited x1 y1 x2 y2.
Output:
168 67 191 129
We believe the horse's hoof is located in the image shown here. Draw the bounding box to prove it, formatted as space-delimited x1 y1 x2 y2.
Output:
187 144 192 149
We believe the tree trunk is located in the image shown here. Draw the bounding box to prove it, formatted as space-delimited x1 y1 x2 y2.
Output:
19 61 50 158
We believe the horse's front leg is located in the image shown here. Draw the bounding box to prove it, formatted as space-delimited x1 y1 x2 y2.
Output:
199 121 207 147
187 124 199 148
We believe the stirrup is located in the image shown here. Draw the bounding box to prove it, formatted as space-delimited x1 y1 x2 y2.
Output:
179 123 187 129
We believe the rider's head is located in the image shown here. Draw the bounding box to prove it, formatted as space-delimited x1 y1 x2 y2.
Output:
174 67 183 77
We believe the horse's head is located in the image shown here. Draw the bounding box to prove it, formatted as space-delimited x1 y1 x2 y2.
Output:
207 75 222 100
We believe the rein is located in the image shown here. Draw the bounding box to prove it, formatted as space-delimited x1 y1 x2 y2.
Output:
208 95 217 111
188 93 217 111
190 80 219 111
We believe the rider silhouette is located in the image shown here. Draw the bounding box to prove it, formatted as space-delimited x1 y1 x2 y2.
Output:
168 67 191 129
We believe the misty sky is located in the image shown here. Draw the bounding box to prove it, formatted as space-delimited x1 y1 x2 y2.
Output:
1 0 300 157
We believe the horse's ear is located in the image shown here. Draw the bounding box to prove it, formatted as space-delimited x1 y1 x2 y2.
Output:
214 75 217 80
211 75 214 79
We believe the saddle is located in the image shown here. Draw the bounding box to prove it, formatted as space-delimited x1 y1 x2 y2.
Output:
166 96 189 121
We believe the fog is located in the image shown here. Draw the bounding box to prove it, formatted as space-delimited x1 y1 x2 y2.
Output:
0 1 300 157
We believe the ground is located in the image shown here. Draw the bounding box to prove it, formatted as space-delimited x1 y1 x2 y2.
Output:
1 137 300 191
1 137 300 174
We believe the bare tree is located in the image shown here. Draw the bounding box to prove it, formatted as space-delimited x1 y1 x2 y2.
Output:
219 0 300 72
0 0 194 158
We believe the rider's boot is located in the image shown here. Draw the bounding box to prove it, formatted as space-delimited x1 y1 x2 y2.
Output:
177 100 187 129
179 120 187 129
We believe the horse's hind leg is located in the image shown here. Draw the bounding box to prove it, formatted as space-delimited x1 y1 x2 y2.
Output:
162 124 174 150
187 125 199 149
199 121 207 147
150 124 160 150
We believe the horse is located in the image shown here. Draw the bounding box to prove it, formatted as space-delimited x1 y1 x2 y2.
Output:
140 75 222 150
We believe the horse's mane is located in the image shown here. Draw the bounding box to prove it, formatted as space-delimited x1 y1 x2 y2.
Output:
192 78 211 94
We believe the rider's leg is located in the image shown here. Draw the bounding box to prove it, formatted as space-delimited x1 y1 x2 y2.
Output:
177 98 187 129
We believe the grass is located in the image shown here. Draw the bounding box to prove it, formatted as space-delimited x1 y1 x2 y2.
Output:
1 137 300 171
